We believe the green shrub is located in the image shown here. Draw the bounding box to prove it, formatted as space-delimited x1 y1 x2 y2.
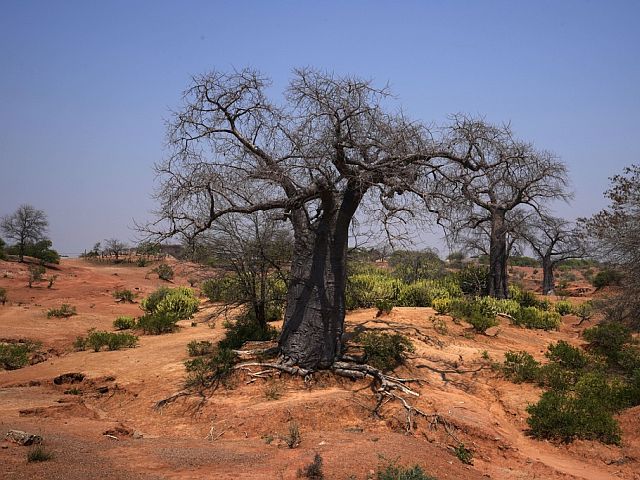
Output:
545 341 588 370
28 265 46 287
358 331 414 372
346 273 401 309
113 289 135 303
137 311 179 334
554 300 573 316
453 443 474 465
592 269 623 289
510 287 540 308
527 371 624 445
83 330 138 352
298 453 324 479
449 298 499 333
0 287 6 305
0 341 39 370
456 264 489 295
154 263 174 281
473 296 520 317
389 249 446 283
201 276 240 303
218 315 279 350
141 286 199 319
583 322 633 363
396 280 435 307
47 304 77 318
375 299 395 315
574 301 594 323
184 347 236 388
136 257 149 267
502 351 540 383
27 445 54 462
187 339 214 356
376 460 437 480
432 297 451 314
113 316 136 330
511 307 560 330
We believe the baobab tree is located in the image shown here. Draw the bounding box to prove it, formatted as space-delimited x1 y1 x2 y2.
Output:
103 238 128 260
521 215 585 295
149 68 464 370
1 205 49 262
432 116 570 298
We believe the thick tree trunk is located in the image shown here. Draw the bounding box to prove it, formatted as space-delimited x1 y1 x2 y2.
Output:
488 210 508 299
279 188 361 370
542 257 555 295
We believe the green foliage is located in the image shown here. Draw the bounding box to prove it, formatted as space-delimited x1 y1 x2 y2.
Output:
201 276 240 303
502 351 541 383
583 322 633 363
545 341 589 370
27 445 54 462
285 421 301 448
0 287 6 305
449 298 499 333
113 288 135 303
389 249 445 283
554 300 573 316
375 298 395 315
141 286 199 319
473 296 520 317
184 347 237 388
456 264 489 295
592 269 623 289
81 330 138 352
431 297 451 315
113 316 136 330
526 373 622 444
9 239 60 264
297 453 324 480
28 264 46 287
218 314 279 350
0 341 39 370
137 311 180 334
511 307 560 330
154 263 174 281
187 339 214 356
376 460 437 480
453 443 474 465
0 237 5 260
509 286 541 308
574 301 593 322
358 331 414 372
46 304 77 318
346 272 401 309
508 256 539 267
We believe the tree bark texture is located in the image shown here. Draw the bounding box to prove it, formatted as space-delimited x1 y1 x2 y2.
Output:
488 210 509 299
542 257 555 295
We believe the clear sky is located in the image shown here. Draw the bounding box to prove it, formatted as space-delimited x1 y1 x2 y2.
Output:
1 0 638 255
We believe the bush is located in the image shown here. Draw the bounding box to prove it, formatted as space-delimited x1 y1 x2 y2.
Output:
526 373 622 444
583 322 633 363
511 307 560 330
545 341 588 370
201 276 239 303
376 460 437 480
389 249 446 283
113 289 135 303
346 273 401 309
298 453 324 479
453 443 474 465
218 315 279 350
187 339 214 356
592 269 623 289
141 286 199 319
137 311 180 334
358 331 414 372
431 297 451 315
376 298 395 315
184 347 237 388
554 300 573 316
28 264 46 287
154 263 174 281
113 316 136 330
0 341 38 370
502 351 540 383
82 330 138 352
574 301 593 323
47 304 77 318
456 264 489 295
27 445 54 462
449 298 499 333
0 287 6 305
473 296 520 317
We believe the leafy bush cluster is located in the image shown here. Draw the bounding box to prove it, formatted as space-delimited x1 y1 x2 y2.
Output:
75 330 138 352
592 269 623 289
554 300 574 316
184 346 237 388
153 263 174 281
113 315 136 330
218 314 279 350
501 324 640 444
113 288 135 303
0 340 40 370
511 307 561 330
187 339 214 356
47 304 77 318
137 286 199 334
376 460 437 480
358 331 414 372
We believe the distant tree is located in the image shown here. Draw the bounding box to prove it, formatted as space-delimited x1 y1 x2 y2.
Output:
1 205 49 262
104 238 128 260
582 165 640 329
388 249 445 282
521 215 585 295
0 237 6 260
12 239 60 264
432 117 570 298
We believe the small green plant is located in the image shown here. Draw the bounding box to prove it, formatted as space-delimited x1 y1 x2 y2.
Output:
375 298 395 316
64 387 81 395
28 265 46 287
431 297 451 315
113 315 136 330
137 311 179 334
430 316 448 335
27 444 53 462
285 421 301 448
218 315 279 350
47 304 77 318
358 331 414 372
502 351 540 383
0 287 6 305
81 330 138 352
140 286 199 320
453 443 473 465
376 459 437 480
511 307 560 330
297 453 324 479
592 269 623 289
184 347 237 388
583 322 633 363
545 341 588 370
113 288 135 303
0 341 39 370
154 263 174 281
136 257 149 267
574 301 593 324
47 274 58 289
554 300 573 316
187 339 214 356
264 380 283 400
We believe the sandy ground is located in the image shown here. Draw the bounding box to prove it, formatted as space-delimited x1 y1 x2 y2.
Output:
0 258 638 479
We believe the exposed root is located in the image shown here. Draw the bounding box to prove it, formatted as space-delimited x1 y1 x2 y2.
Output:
154 390 190 410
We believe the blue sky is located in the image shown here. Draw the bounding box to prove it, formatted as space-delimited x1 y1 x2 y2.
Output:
1 0 638 255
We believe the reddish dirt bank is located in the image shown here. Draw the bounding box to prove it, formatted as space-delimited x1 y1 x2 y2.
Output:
0 259 638 479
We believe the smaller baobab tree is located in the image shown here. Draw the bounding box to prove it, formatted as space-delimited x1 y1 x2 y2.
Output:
0 205 49 262
521 215 586 295
432 116 571 298
103 238 128 260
